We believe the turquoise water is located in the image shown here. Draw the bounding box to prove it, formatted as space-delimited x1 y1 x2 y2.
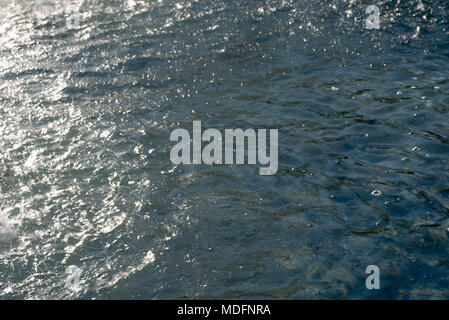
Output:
0 0 448 299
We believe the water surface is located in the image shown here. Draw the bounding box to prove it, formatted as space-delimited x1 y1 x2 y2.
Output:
0 0 448 299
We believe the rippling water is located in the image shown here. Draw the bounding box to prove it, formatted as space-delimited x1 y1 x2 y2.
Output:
0 0 448 299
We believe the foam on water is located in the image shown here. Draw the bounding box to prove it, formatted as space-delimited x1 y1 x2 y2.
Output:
0 207 20 246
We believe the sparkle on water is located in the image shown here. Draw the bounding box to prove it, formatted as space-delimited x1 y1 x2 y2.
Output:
0 0 449 299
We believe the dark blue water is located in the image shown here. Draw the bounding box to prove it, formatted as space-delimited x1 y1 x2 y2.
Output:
0 0 448 299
